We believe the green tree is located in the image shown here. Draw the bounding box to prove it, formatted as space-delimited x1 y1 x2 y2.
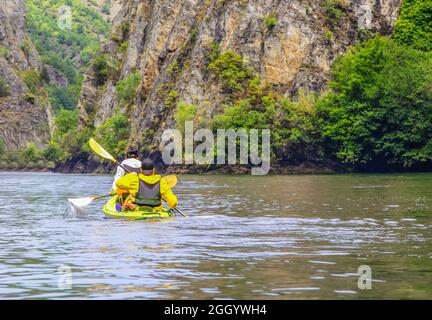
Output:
0 138 5 158
393 0 432 51
43 140 63 163
54 109 78 139
92 54 109 85
94 114 129 157
317 37 432 169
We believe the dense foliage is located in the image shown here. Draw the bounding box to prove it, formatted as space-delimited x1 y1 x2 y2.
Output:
26 0 109 110
205 47 322 164
393 0 432 51
317 37 432 169
94 114 130 158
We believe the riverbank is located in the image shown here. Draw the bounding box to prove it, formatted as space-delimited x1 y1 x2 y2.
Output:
0 159 347 175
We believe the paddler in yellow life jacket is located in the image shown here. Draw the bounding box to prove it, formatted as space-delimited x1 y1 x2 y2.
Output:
115 158 178 212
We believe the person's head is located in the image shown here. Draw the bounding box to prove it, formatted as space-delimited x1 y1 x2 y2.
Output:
141 158 155 175
126 149 139 159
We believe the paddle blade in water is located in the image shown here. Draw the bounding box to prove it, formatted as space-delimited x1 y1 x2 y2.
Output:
67 197 95 207
89 138 115 162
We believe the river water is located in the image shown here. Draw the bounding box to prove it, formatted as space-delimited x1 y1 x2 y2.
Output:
0 171 431 299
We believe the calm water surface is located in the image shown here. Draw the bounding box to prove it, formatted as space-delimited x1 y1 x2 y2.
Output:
0 172 431 299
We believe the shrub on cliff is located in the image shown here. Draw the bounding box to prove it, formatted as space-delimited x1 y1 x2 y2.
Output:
116 72 141 103
175 102 197 133
316 37 432 169
208 51 252 92
21 70 42 94
0 138 5 158
0 79 9 97
92 54 109 85
264 14 277 30
321 0 346 30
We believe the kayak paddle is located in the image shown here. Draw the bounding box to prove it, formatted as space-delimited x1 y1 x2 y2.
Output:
68 194 112 208
173 208 187 217
89 138 131 173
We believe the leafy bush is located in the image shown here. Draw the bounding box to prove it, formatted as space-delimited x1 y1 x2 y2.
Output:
116 72 141 103
92 54 109 85
23 92 36 103
57 127 93 161
94 114 129 158
175 102 197 133
19 143 43 163
321 0 345 29
316 37 432 169
264 14 278 30
0 79 9 97
208 51 252 92
21 69 41 93
54 109 78 139
42 140 63 163
165 90 180 108
393 0 432 51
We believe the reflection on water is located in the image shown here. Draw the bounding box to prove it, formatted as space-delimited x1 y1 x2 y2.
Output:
0 172 431 299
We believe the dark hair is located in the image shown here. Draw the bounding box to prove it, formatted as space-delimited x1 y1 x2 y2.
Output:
126 149 139 158
141 158 154 172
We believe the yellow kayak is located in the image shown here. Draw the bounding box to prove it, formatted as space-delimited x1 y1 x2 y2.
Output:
102 196 174 220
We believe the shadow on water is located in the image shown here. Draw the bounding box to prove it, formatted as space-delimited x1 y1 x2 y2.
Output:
0 172 431 299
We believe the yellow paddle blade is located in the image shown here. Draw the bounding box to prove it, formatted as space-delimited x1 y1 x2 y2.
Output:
89 138 115 162
162 175 177 189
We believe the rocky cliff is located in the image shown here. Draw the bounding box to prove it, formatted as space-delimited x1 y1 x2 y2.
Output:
78 0 402 157
0 0 53 150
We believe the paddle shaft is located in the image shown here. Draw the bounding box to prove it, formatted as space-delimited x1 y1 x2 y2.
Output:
94 194 113 200
173 208 187 217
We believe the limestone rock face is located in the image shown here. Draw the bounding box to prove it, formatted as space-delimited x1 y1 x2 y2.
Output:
0 0 53 150
78 0 402 154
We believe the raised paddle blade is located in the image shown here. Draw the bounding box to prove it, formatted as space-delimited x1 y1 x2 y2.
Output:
162 175 177 189
67 196 95 208
89 138 115 162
